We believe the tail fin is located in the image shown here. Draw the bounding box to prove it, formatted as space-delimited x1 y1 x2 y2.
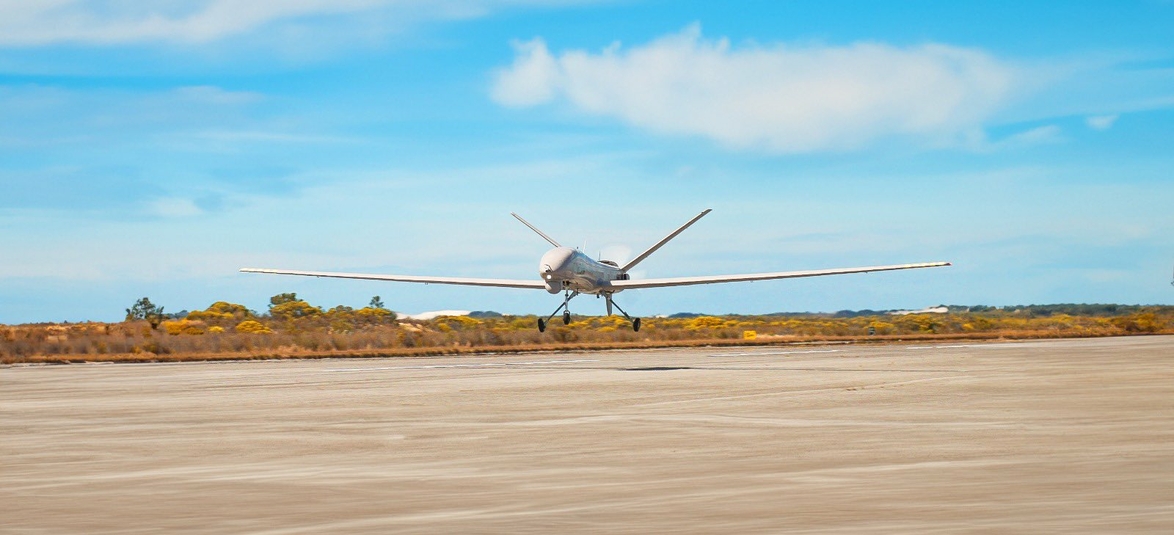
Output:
621 209 711 273
511 213 561 248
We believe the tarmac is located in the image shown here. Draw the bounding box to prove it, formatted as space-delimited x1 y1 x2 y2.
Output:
3 336 1172 533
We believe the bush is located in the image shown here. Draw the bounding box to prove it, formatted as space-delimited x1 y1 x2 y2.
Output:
270 300 323 319
356 307 396 322
236 320 274 334
162 320 206 336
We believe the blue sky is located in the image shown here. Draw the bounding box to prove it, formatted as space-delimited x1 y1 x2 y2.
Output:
1 1 1172 323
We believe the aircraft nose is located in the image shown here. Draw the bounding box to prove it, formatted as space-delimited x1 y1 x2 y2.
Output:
539 247 574 275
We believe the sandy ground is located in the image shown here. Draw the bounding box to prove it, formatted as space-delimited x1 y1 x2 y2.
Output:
2 336 1172 533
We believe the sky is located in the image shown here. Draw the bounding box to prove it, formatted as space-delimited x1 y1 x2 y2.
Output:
1 0 1172 323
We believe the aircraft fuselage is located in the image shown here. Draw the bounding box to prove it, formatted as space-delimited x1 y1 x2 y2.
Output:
539 247 628 295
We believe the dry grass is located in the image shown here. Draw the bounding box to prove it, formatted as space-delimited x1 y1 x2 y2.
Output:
4 307 1172 365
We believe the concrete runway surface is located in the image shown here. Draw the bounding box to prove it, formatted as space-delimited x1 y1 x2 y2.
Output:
3 336 1172 533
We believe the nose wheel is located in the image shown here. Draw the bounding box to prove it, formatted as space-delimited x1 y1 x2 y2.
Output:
539 291 579 332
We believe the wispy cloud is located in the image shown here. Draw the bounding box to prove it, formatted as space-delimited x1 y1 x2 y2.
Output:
987 124 1064 151
0 84 269 148
0 0 365 45
185 130 360 145
994 54 1174 125
148 197 203 218
1086 114 1119 130
172 85 264 105
492 24 1021 153
0 0 551 48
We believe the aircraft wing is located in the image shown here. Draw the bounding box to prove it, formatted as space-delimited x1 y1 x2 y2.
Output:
239 268 547 290
605 261 951 290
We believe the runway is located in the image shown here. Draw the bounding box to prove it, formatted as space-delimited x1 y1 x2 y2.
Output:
3 336 1172 533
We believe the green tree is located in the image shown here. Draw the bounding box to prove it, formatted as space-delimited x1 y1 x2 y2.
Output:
369 295 386 310
327 305 356 333
267 293 323 321
126 297 166 329
269 293 299 309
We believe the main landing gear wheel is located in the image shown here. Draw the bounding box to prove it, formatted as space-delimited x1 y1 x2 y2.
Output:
537 318 546 332
563 311 571 325
605 293 642 333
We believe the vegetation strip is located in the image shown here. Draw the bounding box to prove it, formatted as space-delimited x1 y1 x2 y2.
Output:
4 296 1170 365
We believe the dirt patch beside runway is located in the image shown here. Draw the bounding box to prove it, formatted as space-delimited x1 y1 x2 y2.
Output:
3 336 1171 533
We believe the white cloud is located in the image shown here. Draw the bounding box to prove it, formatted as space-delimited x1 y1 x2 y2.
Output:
0 0 528 47
0 0 364 45
492 24 1021 153
492 38 561 107
1085 114 1119 130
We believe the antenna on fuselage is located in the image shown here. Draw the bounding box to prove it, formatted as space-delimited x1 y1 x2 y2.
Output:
511 212 561 248
620 208 712 273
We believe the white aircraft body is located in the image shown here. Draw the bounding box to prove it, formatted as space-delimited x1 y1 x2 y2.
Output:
241 209 950 332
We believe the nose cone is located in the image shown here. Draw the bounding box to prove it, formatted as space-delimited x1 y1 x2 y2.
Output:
540 247 575 275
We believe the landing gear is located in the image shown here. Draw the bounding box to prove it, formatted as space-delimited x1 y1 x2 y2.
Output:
536 291 641 333
605 293 641 332
538 290 579 331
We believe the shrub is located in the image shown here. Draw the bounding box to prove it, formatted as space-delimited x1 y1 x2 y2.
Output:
162 320 206 336
355 307 396 322
270 300 323 319
236 320 274 334
435 316 482 331
208 301 251 316
685 316 726 330
187 310 233 321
